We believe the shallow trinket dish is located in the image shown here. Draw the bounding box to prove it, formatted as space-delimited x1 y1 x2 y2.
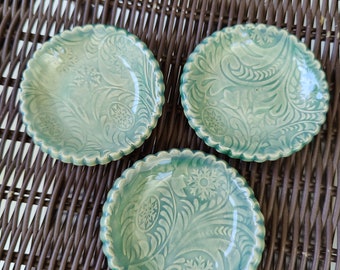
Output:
180 24 329 162
100 149 265 269
19 24 164 166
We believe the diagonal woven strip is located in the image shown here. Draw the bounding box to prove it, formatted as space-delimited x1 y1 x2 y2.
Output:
0 0 340 269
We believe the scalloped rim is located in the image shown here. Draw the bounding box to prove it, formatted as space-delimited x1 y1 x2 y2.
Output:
19 24 165 166
100 148 265 269
180 23 330 162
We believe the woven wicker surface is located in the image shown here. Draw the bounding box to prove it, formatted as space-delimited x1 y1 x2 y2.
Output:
0 0 339 269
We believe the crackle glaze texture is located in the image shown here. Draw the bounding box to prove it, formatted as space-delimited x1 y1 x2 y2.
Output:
20 25 164 165
100 149 265 270
180 24 329 162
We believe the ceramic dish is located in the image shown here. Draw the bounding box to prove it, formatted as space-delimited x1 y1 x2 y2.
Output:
180 24 329 162
100 149 265 269
19 25 164 166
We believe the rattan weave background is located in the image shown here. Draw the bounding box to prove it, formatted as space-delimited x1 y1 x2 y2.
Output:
0 0 339 269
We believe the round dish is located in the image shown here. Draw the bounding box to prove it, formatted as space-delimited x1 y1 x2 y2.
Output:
100 149 265 269
19 25 164 166
180 24 329 162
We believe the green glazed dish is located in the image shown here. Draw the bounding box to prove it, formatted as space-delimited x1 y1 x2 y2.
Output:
100 149 265 270
180 24 329 162
20 25 164 166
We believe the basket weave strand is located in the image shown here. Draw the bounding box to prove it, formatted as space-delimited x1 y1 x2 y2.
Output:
0 0 339 269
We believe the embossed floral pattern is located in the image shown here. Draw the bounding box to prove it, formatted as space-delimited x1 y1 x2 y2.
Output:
20 25 164 165
136 195 160 231
35 114 64 142
100 150 265 269
184 256 213 270
186 167 225 200
107 103 135 131
48 45 78 72
248 27 279 47
74 67 102 88
180 24 329 162
202 107 226 135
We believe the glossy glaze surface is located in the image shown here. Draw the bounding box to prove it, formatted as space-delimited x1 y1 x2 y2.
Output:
100 149 265 269
20 25 164 165
180 24 329 162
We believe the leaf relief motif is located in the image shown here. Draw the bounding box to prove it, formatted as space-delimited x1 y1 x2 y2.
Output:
116 177 177 266
185 25 328 159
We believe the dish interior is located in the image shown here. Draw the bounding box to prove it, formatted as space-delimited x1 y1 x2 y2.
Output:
20 25 163 164
181 24 329 161
101 150 264 269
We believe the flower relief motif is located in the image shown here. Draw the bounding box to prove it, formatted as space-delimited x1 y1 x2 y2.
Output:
186 167 226 201
73 67 102 89
136 195 160 232
248 26 279 48
202 107 226 136
108 103 135 131
47 45 78 72
35 114 64 143
184 256 213 270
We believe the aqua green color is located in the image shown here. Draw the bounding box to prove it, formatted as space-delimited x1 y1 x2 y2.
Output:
100 149 265 269
180 24 329 162
20 25 164 166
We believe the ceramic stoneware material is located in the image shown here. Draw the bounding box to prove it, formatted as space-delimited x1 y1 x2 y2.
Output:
100 149 265 270
19 25 164 166
180 24 329 162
